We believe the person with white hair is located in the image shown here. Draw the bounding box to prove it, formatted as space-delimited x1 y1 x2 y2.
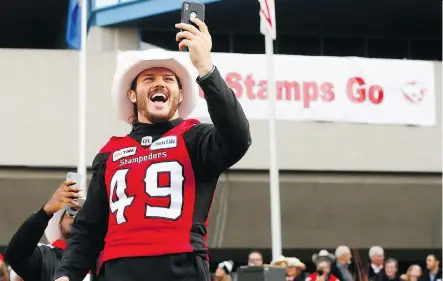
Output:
368 246 385 281
330 246 354 281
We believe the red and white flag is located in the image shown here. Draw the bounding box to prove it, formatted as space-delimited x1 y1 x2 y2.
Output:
258 0 277 40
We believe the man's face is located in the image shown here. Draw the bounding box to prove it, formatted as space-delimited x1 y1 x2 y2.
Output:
385 262 397 278
426 255 439 270
215 268 226 278
248 252 263 266
343 252 352 263
128 68 183 124
317 261 331 275
286 266 299 277
59 211 75 240
371 254 384 266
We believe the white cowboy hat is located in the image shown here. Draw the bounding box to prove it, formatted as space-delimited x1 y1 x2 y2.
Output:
218 260 234 274
9 269 23 281
312 250 335 263
270 255 287 267
271 256 306 270
44 197 85 244
286 257 306 270
111 49 199 124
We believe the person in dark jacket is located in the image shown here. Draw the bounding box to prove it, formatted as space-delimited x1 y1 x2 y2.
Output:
375 258 400 281
331 246 354 281
420 255 442 281
5 180 91 281
368 246 385 281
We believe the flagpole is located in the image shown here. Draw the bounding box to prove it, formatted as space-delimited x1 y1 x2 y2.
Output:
265 32 282 261
77 0 88 192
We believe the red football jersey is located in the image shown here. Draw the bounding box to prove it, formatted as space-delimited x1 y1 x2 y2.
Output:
100 119 200 263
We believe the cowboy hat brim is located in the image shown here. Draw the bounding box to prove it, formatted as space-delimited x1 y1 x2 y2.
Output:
312 253 335 263
44 209 64 244
44 197 85 244
270 255 288 266
286 258 306 270
112 49 199 124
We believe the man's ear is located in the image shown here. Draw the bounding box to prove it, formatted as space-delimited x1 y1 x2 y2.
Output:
179 89 184 104
128 90 137 103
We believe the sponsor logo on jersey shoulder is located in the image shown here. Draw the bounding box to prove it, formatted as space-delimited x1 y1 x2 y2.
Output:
113 147 137 162
150 136 177 151
141 136 152 146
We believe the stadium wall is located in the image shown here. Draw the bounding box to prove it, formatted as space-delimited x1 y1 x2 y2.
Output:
0 169 441 248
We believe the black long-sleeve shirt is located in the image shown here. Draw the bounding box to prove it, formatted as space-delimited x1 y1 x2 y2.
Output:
5 208 64 281
54 67 251 281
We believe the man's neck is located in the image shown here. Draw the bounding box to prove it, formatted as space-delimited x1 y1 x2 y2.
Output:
430 268 439 274
137 114 180 124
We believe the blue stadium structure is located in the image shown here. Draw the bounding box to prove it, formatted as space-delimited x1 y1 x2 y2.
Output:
0 0 441 60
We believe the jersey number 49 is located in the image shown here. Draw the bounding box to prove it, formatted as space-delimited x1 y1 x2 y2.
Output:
109 161 185 224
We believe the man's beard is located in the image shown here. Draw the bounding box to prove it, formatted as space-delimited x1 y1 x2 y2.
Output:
136 92 180 123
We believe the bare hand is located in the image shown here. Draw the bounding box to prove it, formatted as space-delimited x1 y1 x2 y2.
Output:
54 277 69 281
43 180 81 215
175 18 213 77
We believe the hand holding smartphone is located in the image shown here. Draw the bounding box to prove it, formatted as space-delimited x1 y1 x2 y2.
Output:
66 172 86 205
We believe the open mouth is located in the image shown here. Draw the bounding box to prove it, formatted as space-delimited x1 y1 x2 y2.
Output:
149 92 169 103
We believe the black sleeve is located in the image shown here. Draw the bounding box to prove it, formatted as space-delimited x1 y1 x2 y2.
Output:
53 153 110 281
4 207 51 280
186 66 251 177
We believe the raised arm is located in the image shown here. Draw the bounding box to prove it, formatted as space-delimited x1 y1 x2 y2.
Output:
192 67 251 176
176 18 251 176
53 153 110 281
5 180 81 281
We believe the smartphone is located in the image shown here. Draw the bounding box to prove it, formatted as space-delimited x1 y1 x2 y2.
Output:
180 1 205 51
66 172 85 206
181 1 205 27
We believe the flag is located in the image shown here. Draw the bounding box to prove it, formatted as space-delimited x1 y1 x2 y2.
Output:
258 0 277 40
66 0 82 50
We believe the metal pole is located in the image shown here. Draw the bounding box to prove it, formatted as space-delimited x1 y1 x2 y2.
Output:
77 0 88 192
265 33 282 260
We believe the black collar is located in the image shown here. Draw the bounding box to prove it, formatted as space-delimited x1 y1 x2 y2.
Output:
130 118 183 137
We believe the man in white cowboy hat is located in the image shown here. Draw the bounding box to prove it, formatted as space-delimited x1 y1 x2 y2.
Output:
54 17 250 281
5 180 91 281
271 256 306 281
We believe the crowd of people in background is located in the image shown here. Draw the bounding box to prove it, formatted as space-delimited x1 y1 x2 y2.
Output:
1 246 441 281
213 246 442 281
